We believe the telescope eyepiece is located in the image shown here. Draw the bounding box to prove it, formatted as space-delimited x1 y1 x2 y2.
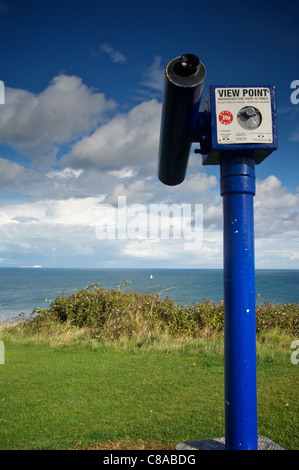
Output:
158 53 206 186
175 54 200 76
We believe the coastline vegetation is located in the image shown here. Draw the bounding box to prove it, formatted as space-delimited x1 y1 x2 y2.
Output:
3 282 298 345
0 284 298 450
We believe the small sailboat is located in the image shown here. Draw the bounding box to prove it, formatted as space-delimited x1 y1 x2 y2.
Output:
149 274 153 279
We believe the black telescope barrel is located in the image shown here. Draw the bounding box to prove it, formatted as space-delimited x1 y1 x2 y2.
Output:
158 54 206 186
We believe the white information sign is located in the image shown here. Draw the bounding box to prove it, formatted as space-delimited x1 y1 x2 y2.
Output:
215 87 273 145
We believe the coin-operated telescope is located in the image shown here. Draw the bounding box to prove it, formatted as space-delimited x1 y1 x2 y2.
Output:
158 54 206 186
157 54 279 451
197 84 277 165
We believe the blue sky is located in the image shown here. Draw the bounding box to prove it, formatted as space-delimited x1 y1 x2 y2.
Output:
0 0 298 269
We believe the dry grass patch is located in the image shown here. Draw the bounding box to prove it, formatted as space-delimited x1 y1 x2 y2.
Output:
80 439 175 450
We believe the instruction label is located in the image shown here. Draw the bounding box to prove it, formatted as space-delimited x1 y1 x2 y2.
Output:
215 87 273 144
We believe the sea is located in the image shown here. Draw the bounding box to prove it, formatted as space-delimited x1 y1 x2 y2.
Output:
0 268 298 322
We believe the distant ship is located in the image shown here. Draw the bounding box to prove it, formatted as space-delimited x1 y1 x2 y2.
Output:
149 274 153 279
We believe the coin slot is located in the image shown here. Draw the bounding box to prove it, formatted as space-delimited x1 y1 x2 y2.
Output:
237 106 262 130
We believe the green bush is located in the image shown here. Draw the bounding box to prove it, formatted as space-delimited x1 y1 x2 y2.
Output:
256 298 298 333
22 284 298 340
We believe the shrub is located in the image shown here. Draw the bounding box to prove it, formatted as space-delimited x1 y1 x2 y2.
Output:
22 284 298 340
256 298 298 334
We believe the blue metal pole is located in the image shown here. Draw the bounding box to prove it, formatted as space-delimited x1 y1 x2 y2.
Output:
220 155 258 450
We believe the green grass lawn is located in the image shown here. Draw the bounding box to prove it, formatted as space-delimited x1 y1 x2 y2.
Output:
0 335 298 450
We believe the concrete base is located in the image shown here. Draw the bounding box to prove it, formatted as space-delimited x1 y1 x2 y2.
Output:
176 435 284 450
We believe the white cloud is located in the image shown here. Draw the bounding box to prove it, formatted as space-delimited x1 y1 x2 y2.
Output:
141 56 164 91
0 76 298 268
63 99 161 175
107 167 137 179
0 172 298 267
121 239 172 259
255 233 299 268
0 158 26 185
103 180 147 206
0 196 107 265
0 75 115 159
256 175 298 209
181 172 218 195
255 175 299 238
0 197 105 227
47 168 84 180
100 43 127 63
